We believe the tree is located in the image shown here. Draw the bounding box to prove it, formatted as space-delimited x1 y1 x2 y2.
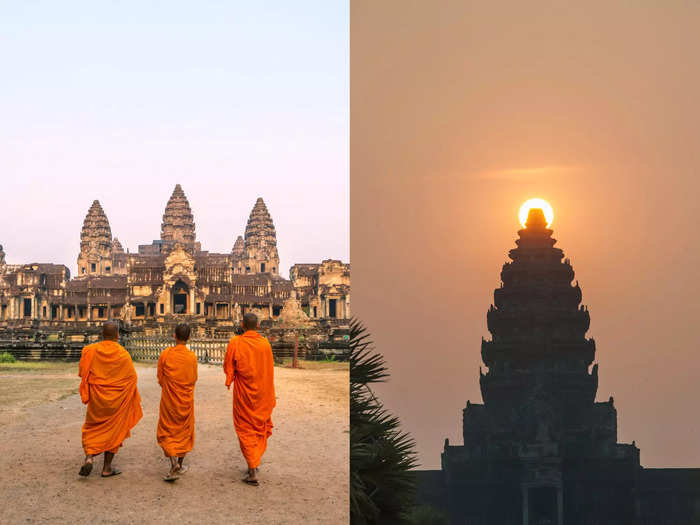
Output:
349 318 418 524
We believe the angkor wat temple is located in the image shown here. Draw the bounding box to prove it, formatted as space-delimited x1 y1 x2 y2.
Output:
416 209 700 524
0 185 349 340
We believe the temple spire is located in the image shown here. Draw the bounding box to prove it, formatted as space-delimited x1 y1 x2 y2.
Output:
525 207 548 230
233 198 280 275
160 184 196 245
112 237 124 254
77 200 113 277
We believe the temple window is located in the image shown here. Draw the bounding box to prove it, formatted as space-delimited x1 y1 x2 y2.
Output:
134 303 145 317
313 306 317 318
272 305 281 317
81 267 86 274
105 266 111 273
261 263 266 272
328 299 337 318
160 303 164 314
98 306 106 319
91 263 96 272
196 303 201 315
42 306 47 318
246 266 251 273
148 303 155 317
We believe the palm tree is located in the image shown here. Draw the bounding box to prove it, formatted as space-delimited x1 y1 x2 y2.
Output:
349 318 418 524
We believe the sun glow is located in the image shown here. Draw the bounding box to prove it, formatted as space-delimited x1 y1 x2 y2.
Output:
519 198 554 228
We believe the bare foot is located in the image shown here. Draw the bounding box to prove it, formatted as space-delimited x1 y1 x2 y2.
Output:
164 467 180 482
164 457 180 481
176 464 189 474
243 468 259 486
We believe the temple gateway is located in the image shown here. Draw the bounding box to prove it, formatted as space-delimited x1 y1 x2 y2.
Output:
0 184 349 335
416 208 700 524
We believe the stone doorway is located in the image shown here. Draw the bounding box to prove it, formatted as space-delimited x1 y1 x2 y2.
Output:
328 299 337 318
522 484 562 525
530 487 557 524
172 280 189 314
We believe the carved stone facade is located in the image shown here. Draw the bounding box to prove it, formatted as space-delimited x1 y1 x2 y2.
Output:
289 259 351 319
416 208 700 524
0 185 349 333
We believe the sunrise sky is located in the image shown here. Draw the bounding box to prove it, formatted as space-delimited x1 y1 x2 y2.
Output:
0 1 348 277
351 1 700 469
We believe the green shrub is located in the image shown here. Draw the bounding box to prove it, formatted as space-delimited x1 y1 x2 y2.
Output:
0 351 17 363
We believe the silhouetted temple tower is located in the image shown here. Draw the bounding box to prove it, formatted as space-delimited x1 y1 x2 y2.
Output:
441 208 640 524
480 208 600 444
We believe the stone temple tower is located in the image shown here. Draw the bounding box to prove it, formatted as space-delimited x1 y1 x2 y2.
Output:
439 208 640 524
77 200 114 277
0 244 5 274
159 184 201 254
234 198 280 275
231 235 244 262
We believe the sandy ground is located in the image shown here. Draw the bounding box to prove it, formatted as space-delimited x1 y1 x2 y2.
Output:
0 361 349 524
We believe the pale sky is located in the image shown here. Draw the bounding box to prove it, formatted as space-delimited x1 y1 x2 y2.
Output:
0 1 348 278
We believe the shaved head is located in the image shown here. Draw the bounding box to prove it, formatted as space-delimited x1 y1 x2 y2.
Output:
242 312 258 331
175 323 191 342
102 322 118 341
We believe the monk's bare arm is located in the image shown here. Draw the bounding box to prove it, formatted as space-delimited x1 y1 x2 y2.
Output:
223 339 236 389
157 349 166 386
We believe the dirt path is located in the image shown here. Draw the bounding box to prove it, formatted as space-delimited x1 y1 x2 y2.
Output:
0 362 349 524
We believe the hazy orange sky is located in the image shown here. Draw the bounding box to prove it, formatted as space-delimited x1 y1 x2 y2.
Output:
351 1 700 469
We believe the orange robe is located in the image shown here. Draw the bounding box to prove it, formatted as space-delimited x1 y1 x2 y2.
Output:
79 340 143 455
157 344 198 457
223 331 276 469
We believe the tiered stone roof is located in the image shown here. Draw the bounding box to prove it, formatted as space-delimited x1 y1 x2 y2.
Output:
160 184 196 244
232 236 244 258
80 200 112 255
244 198 278 254
112 238 124 254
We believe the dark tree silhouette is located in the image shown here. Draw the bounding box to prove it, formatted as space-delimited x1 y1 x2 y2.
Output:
349 318 418 524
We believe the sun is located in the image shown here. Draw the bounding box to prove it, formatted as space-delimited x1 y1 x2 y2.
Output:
519 198 554 228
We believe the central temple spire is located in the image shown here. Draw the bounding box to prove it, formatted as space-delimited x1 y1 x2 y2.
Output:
438 210 640 522
161 184 196 244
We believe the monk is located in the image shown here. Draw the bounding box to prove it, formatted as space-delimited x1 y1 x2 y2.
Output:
78 322 143 477
223 312 276 486
157 323 198 481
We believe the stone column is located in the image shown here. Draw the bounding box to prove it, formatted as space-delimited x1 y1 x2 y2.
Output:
522 486 528 525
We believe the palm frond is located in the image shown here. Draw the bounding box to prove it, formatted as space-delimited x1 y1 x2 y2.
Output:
350 317 418 524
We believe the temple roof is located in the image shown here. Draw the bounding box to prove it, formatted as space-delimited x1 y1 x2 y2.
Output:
161 184 196 244
80 200 112 252
232 235 244 258
112 238 124 254
244 197 277 250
